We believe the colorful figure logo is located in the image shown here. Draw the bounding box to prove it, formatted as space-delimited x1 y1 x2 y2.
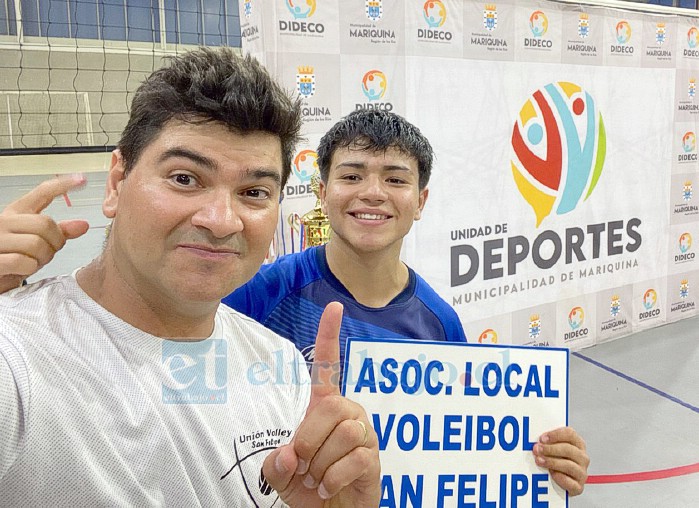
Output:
296 66 315 98
292 150 319 183
683 132 696 153
680 232 692 253
616 21 631 44
423 1 446 28
511 82 606 226
528 314 541 339
478 328 498 344
366 0 382 22
483 4 497 32
361 70 387 101
286 0 316 19
643 289 657 310
568 306 584 330
684 181 693 201
244 0 252 18
680 280 690 299
529 11 548 38
610 295 621 317
689 26 699 48
690 78 696 99
578 13 589 39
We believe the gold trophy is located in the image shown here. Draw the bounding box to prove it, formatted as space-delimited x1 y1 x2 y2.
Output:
300 173 331 248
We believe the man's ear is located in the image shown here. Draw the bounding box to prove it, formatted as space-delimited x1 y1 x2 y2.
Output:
103 150 127 219
414 187 429 221
319 179 327 215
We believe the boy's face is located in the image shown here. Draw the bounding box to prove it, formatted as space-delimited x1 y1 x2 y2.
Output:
103 120 283 307
319 144 428 255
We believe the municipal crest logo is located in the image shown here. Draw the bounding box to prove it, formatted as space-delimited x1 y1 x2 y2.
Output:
528 314 541 339
296 66 315 98
680 279 689 299
690 78 696 99
243 0 252 18
684 181 693 201
610 295 621 317
483 4 497 32
578 13 589 39
656 23 666 45
366 0 382 22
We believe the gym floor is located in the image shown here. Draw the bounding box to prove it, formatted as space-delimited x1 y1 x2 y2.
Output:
570 315 699 507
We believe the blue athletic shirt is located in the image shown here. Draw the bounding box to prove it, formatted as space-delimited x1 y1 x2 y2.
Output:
222 245 467 367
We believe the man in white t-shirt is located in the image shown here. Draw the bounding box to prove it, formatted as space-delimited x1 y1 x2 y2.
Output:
0 47 380 507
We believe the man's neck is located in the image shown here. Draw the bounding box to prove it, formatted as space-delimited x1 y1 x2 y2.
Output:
76 255 217 340
325 239 409 308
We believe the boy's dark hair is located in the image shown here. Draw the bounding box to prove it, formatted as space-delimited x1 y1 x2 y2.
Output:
118 47 302 186
316 110 433 189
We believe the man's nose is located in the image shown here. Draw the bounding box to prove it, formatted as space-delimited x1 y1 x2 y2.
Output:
190 190 244 238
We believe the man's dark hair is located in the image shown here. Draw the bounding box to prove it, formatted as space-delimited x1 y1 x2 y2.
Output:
316 110 433 189
118 47 302 186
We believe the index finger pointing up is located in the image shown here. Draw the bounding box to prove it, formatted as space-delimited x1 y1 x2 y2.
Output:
4 174 86 215
308 301 344 409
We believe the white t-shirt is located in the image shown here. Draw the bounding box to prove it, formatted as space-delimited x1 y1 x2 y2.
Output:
0 274 311 507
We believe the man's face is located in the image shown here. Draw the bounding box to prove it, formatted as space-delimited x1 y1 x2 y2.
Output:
103 120 283 306
319 144 428 254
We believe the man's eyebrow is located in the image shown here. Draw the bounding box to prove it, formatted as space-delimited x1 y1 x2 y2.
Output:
246 168 282 186
158 148 217 170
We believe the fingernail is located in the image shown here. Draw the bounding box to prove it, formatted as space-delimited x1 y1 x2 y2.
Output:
318 483 330 500
296 459 308 475
541 434 550 443
275 453 288 474
69 173 86 182
534 443 542 454
536 455 546 466
303 474 317 489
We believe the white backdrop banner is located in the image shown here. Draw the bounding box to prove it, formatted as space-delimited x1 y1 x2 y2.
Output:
240 0 699 349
